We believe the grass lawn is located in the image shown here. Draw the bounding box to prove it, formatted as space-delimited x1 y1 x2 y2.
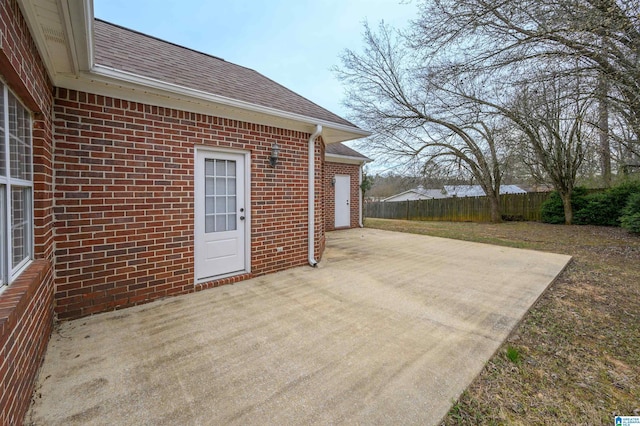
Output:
365 218 640 425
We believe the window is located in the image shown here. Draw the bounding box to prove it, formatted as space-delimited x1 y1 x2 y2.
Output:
204 159 237 233
0 82 33 290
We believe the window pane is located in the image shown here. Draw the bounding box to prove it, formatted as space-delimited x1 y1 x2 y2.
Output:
11 187 31 268
205 196 214 214
215 196 226 214
0 88 5 177
228 177 236 194
215 160 226 176
215 214 226 231
205 159 214 176
8 93 31 181
205 176 214 196
205 215 215 233
8 93 17 134
227 214 236 231
0 185 5 287
227 161 236 177
215 177 226 195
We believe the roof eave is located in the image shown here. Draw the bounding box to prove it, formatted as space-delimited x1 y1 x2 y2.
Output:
17 0 93 81
325 153 372 165
61 0 94 72
56 64 371 144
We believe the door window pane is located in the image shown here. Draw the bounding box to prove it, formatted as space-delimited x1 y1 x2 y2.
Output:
215 214 226 231
215 196 226 213
205 176 215 196
227 214 236 230
215 176 226 195
227 161 236 176
205 215 215 233
205 159 214 176
215 159 226 176
203 158 238 233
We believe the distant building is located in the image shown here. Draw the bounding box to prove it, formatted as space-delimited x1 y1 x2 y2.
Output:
382 185 448 202
443 185 526 198
382 184 527 202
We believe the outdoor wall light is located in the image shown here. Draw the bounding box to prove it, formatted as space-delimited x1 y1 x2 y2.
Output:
331 177 336 187
270 143 280 167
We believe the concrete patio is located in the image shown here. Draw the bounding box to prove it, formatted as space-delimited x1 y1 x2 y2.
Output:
27 228 571 425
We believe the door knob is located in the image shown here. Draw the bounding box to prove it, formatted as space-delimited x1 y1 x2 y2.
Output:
240 216 245 220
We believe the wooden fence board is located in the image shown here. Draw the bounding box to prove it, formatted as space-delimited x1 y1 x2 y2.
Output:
364 192 551 222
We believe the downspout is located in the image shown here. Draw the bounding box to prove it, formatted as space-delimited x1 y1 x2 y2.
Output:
359 162 364 228
308 124 323 267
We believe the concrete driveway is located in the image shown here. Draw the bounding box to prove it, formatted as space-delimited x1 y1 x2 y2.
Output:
27 228 570 425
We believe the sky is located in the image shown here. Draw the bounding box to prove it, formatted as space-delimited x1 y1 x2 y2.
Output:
93 0 418 136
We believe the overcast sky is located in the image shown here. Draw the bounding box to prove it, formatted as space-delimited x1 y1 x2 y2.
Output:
93 0 417 124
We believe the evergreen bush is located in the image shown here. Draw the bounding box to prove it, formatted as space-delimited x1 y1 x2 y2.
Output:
540 187 588 224
620 193 640 233
574 181 640 226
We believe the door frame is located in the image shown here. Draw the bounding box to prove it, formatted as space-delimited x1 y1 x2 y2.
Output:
194 146 251 284
334 174 351 228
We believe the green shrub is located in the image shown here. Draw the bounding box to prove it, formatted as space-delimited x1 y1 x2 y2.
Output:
574 192 619 226
540 187 588 224
620 193 640 233
574 181 640 226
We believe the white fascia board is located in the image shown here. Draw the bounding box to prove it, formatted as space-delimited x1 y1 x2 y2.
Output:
60 0 94 72
325 153 372 165
64 64 371 143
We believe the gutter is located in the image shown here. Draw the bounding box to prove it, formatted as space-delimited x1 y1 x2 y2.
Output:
87 65 371 140
308 124 323 267
359 164 364 228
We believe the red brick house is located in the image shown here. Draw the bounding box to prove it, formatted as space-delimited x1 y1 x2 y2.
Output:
324 143 371 230
0 1 369 423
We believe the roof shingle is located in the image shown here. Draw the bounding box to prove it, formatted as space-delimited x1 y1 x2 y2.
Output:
93 19 357 128
325 142 370 160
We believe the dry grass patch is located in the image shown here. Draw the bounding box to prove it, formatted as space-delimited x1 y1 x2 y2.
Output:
365 218 640 425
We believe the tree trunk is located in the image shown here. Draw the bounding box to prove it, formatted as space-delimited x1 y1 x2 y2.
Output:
598 76 611 187
560 192 573 225
488 194 502 223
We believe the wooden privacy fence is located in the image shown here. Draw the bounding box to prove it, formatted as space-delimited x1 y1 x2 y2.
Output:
364 192 552 222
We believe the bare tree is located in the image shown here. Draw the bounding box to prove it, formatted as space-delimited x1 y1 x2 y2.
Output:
411 0 640 181
336 23 511 222
510 79 595 224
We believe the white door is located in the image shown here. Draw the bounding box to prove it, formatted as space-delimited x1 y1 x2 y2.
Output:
195 150 247 281
334 175 351 228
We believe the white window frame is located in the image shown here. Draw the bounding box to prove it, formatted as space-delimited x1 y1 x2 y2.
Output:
0 81 33 292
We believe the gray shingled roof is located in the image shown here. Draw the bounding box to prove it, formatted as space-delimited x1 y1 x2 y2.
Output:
325 142 370 160
443 185 526 197
93 19 357 128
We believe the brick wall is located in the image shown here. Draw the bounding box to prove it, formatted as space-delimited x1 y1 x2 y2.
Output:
0 0 55 424
324 161 362 230
53 89 325 319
